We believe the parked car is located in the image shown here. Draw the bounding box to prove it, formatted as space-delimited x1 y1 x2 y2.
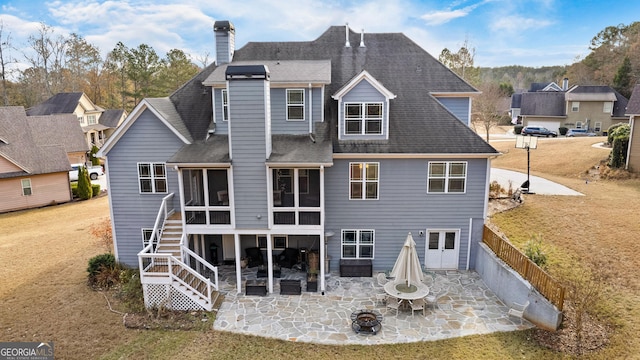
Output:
566 128 596 137
521 126 558 137
69 163 104 181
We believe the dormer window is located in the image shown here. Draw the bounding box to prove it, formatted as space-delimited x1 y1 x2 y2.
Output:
286 89 305 121
332 70 396 141
345 103 382 135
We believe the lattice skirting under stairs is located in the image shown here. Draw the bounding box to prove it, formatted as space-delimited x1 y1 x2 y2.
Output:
143 283 206 311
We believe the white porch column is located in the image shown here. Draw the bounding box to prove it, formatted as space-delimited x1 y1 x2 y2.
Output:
320 165 326 292
267 234 273 293
234 233 242 294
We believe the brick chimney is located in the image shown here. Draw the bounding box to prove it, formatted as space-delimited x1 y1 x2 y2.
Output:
214 20 235 65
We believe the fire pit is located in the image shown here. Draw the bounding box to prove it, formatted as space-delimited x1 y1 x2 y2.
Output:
350 309 383 335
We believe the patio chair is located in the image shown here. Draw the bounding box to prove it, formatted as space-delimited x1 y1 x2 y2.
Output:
508 301 529 319
409 298 426 317
386 296 401 315
376 272 388 287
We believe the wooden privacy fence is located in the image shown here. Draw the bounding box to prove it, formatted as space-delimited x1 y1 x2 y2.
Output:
482 225 565 311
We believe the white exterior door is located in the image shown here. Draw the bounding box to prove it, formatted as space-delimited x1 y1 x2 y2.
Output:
425 230 459 269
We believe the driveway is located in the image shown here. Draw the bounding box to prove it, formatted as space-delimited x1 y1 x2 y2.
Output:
491 168 583 196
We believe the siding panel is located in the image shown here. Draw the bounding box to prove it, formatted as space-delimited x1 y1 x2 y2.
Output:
0 173 71 213
436 97 471 125
228 80 269 229
106 109 186 266
324 158 488 271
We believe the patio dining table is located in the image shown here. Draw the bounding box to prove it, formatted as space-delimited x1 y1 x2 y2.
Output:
384 280 429 304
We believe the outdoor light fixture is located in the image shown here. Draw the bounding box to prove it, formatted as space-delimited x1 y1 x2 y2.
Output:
515 135 538 194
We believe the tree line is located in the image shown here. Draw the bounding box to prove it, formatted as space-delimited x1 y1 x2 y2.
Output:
0 21 202 112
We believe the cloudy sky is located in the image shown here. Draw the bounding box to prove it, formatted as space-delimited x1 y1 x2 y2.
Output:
0 0 638 69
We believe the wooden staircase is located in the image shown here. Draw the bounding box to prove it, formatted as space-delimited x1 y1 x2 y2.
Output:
141 210 220 311
155 212 182 257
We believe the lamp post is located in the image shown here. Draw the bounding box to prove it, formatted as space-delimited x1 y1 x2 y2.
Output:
515 135 537 194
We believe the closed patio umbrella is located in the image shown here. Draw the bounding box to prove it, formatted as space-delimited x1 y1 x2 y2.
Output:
390 232 424 288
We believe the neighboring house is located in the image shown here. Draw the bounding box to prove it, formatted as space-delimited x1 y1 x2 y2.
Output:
514 82 628 135
26 92 127 148
27 114 90 165
625 84 640 172
98 21 498 309
0 107 76 213
510 80 566 124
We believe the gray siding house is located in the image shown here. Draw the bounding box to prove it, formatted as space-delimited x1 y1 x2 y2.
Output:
98 21 498 310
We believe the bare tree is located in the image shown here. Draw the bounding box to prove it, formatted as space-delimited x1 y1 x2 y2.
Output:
194 51 210 68
473 82 507 142
23 22 67 99
0 20 16 105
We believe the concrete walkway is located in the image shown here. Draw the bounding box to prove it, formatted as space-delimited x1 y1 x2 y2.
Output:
491 168 583 196
213 266 532 345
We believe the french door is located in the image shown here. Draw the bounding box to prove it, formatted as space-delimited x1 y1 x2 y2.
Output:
425 230 459 269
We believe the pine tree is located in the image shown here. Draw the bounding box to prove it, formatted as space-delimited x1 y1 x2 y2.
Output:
613 56 632 98
77 165 93 200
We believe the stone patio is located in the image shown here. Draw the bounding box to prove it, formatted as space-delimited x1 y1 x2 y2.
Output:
213 266 533 345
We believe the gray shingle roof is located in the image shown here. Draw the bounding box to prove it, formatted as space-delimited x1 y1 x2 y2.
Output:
625 84 640 115
0 107 71 178
145 98 193 143
232 26 495 155
566 85 618 102
162 26 497 157
205 60 332 86
520 92 566 116
612 88 629 117
99 109 125 128
169 62 218 141
28 114 89 153
167 135 230 164
25 92 84 115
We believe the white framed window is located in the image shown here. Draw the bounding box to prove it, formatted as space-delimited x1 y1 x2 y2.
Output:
21 178 32 196
427 161 467 193
87 115 97 125
576 121 583 129
138 163 167 193
594 122 602 132
257 235 267 249
349 162 379 200
603 102 612 113
141 228 154 247
344 102 383 135
273 236 287 250
77 117 83 124
286 89 305 121
571 102 580 112
221 89 229 121
341 229 374 259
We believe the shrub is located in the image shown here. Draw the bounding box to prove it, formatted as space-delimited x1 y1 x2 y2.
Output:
76 166 93 200
90 218 113 253
558 126 568 136
607 123 627 144
70 183 78 198
524 234 547 268
514 125 523 134
91 184 101 197
608 124 630 168
90 145 100 166
489 180 506 199
87 253 116 277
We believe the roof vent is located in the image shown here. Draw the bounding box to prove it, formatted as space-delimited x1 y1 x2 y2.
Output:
345 23 350 47
360 29 365 47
